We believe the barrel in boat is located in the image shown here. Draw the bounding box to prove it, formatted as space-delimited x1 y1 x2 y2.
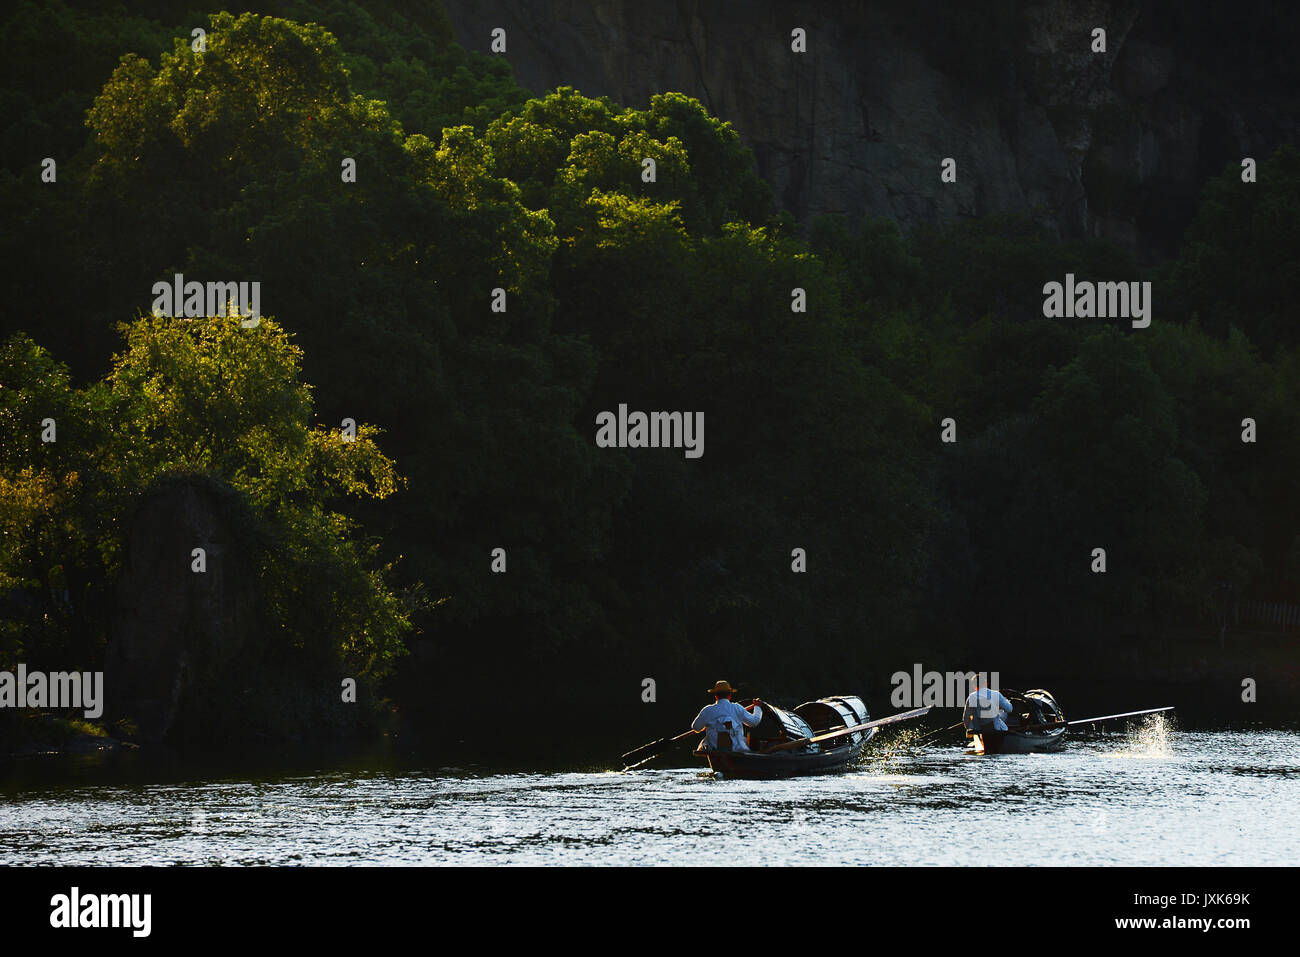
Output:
795 695 875 747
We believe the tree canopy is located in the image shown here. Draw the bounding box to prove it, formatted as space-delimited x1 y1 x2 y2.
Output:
2 4 1296 747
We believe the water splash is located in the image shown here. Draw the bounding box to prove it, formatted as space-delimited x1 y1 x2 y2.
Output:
857 725 928 769
1111 713 1176 757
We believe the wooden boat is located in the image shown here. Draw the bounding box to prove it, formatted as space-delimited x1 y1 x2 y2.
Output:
696 695 876 779
968 688 1067 754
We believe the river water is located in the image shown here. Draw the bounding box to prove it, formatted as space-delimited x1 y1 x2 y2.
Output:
1 719 1296 865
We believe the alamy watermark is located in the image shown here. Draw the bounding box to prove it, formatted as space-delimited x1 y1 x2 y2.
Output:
595 404 703 459
151 272 261 327
50 887 150 937
891 666 999 710
1042 274 1151 328
0 665 102 718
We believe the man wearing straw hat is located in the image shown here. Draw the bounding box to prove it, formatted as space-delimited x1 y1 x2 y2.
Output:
692 680 763 751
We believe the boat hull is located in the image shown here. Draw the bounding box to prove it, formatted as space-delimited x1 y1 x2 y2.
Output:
697 728 877 779
970 728 1067 754
968 689 1068 754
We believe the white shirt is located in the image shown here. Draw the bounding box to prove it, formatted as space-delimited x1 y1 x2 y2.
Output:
963 688 1014 732
692 699 763 751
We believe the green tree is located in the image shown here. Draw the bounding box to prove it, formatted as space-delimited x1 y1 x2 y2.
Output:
100 312 409 670
0 335 102 666
0 313 412 744
1164 146 1300 351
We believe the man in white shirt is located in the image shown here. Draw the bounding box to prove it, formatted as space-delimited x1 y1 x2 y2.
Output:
692 680 763 751
963 672 1013 753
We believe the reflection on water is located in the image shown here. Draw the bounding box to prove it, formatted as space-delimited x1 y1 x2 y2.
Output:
0 729 1296 865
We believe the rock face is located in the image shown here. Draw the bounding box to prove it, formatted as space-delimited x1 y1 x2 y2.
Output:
439 0 1298 261
105 477 257 743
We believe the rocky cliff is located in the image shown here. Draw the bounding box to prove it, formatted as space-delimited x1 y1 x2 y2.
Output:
105 476 258 742
439 0 1299 261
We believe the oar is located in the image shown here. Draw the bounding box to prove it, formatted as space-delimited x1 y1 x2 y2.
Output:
914 690 1024 744
762 705 932 753
620 728 703 769
1018 705 1174 734
620 697 762 769
918 721 964 742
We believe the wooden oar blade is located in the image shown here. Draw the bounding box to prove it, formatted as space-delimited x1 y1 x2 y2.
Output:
812 705 932 742
1018 705 1175 734
620 736 674 766
1064 706 1175 728
619 727 702 768
622 752 672 772
765 705 932 753
918 721 965 742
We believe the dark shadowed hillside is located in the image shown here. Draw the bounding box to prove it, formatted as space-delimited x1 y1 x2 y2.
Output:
440 0 1300 261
